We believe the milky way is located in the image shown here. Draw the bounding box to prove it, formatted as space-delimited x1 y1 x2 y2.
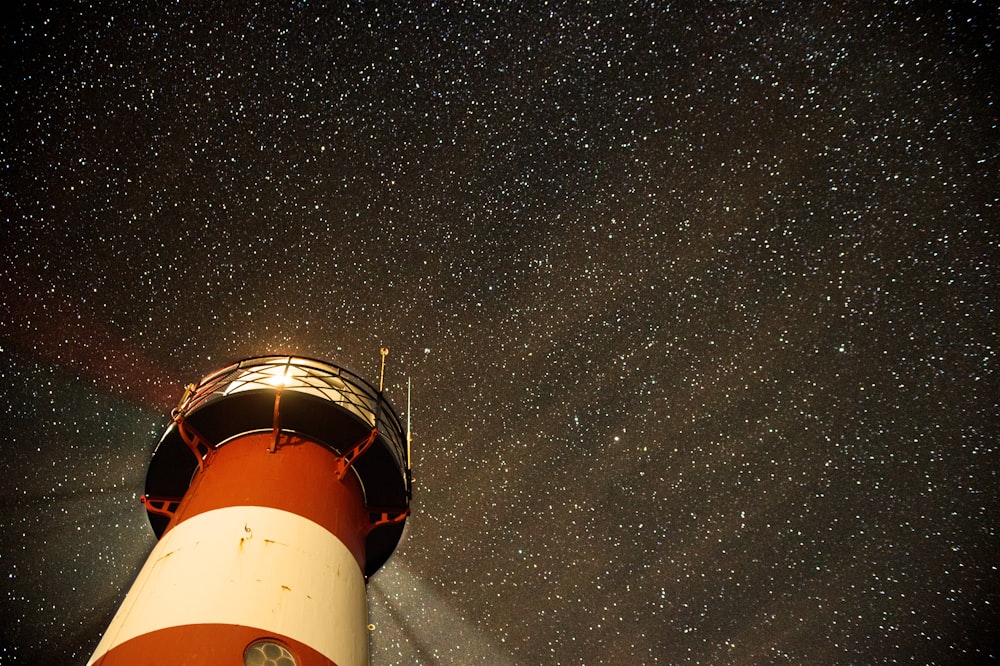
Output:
1 2 996 664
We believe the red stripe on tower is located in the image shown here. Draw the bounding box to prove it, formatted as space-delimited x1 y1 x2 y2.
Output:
89 356 411 666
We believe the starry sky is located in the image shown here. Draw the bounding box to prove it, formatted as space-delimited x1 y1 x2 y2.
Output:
1 2 997 664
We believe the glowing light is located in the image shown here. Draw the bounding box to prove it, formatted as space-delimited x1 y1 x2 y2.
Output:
262 364 294 387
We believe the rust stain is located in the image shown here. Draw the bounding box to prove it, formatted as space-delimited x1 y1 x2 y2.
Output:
240 523 253 550
156 549 178 562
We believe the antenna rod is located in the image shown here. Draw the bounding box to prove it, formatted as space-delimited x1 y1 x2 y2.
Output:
378 347 389 392
406 377 412 472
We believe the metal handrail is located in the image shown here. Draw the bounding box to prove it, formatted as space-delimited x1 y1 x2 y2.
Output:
172 356 407 474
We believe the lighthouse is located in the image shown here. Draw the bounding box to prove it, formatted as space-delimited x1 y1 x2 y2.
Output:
89 355 411 666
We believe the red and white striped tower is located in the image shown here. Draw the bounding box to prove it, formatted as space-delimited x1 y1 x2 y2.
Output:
89 355 411 666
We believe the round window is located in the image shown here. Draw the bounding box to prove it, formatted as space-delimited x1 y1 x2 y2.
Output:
243 640 297 666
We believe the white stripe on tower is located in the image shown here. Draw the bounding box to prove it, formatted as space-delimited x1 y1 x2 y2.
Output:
87 505 368 666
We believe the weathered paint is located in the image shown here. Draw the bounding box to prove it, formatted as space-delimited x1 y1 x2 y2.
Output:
89 432 372 666
165 432 369 571
88 505 368 665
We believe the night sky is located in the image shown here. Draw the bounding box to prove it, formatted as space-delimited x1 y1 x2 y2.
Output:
1 2 997 664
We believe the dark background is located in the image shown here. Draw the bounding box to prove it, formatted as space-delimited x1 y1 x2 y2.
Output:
1 2 996 664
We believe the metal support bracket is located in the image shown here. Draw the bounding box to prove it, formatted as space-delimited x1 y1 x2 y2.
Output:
335 429 378 481
367 508 410 533
269 388 283 453
174 416 215 472
140 494 182 520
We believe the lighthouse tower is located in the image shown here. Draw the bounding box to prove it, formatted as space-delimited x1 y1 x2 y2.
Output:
89 355 411 666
